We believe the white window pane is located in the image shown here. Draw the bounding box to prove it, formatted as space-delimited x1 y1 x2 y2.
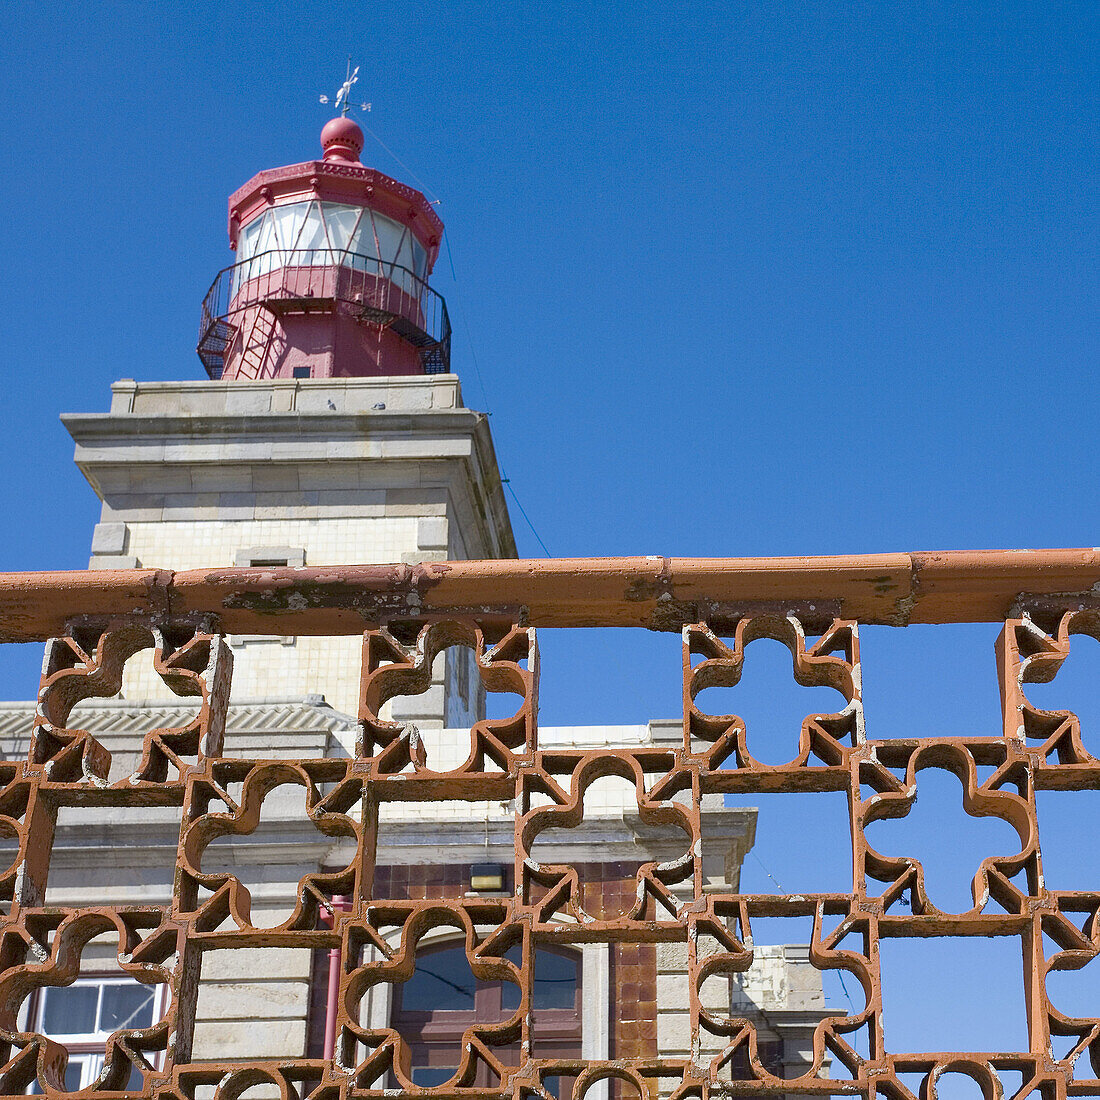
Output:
254 212 277 255
41 985 97 1035
396 233 414 273
393 232 416 292
298 202 327 248
348 214 379 270
532 950 578 1010
239 217 263 262
323 203 361 251
412 1067 457 1087
374 213 404 264
271 202 307 251
412 239 427 280
253 213 279 275
100 984 155 1031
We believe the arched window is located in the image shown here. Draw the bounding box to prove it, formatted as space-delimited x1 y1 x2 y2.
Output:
390 941 582 1092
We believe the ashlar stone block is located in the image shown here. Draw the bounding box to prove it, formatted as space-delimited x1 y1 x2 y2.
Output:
90 522 127 555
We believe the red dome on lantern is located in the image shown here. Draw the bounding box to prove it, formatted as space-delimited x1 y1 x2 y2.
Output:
319 116 364 163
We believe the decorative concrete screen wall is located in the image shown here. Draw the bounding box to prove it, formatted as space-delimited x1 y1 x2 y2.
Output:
2 551 1100 1100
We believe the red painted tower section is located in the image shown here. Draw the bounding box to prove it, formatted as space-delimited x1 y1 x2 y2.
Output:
197 118 449 380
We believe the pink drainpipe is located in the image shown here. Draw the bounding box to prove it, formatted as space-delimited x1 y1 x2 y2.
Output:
323 896 350 1057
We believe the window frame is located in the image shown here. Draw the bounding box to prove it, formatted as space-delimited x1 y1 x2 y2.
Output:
26 976 168 1094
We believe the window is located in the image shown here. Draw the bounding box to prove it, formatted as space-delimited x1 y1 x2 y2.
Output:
28 978 165 1093
231 201 430 307
727 1038 785 1079
292 366 312 379
235 202 427 277
296 203 330 266
389 942 582 1092
233 547 306 570
324 204 362 251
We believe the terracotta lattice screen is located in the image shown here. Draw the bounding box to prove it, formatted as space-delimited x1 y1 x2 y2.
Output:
2 555 1100 1100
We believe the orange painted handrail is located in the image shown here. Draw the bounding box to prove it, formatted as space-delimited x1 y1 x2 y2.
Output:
0 548 1098 640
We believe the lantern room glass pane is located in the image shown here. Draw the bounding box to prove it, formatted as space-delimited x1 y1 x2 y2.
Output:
272 201 307 251
239 217 263 262
348 213 379 266
252 212 279 275
297 202 330 265
233 216 268 294
346 230 370 270
396 233 414 271
395 232 417 293
374 213 404 267
234 202 429 286
323 203 362 252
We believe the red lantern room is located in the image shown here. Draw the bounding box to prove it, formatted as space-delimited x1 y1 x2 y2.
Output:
197 117 448 380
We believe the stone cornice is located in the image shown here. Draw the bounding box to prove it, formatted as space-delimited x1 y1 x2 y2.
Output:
62 378 517 559
62 408 487 444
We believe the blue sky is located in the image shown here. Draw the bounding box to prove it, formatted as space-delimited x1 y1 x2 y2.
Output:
1 0 1099 1073
0 1 1096 574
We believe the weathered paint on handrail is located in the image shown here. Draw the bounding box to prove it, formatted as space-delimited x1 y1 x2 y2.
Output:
1 549 1099 640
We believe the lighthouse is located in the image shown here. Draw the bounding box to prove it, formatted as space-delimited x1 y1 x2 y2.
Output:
26 104 821 1083
65 117 515 725
198 116 448 381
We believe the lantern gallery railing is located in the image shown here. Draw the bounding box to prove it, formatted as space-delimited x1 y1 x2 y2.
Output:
3 549 1100 1098
197 249 452 378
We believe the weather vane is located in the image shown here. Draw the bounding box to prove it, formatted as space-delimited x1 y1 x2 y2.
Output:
319 58 371 117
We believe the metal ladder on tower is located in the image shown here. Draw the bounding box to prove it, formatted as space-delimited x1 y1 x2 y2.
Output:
233 306 278 380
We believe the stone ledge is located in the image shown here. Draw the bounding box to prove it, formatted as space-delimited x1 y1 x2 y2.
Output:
108 375 463 417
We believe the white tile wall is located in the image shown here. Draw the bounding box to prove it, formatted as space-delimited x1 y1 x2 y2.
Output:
124 517 419 570
119 518 418 720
